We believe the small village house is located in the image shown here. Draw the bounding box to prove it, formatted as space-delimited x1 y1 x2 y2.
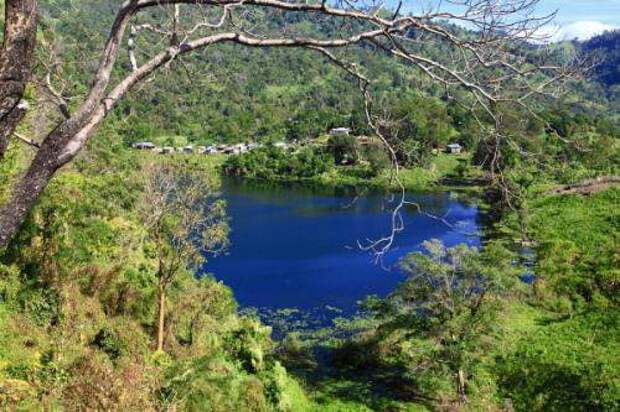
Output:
132 141 156 150
447 143 462 154
329 127 351 136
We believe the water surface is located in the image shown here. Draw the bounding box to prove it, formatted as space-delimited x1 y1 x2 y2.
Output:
201 180 481 323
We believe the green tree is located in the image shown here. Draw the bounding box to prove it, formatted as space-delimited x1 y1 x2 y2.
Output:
389 240 519 402
327 134 360 165
138 160 228 352
381 91 455 166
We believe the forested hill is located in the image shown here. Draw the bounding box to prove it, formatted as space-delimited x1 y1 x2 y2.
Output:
35 0 617 149
581 30 620 87
37 0 420 146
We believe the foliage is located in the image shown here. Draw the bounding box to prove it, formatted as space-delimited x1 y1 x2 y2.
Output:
496 310 620 411
581 30 620 87
527 188 619 309
0 1 619 410
322 241 520 405
0 147 312 410
327 134 360 165
380 90 457 166
540 109 620 182
223 145 334 181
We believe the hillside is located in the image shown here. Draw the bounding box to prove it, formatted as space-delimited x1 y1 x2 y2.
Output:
581 29 620 87
34 1 619 150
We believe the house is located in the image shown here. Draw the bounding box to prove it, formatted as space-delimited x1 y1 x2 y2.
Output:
329 127 351 136
132 141 155 150
446 143 462 154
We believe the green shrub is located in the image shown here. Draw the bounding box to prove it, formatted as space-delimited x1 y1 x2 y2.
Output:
528 188 619 308
91 327 127 360
327 134 360 165
496 310 620 411
223 145 333 181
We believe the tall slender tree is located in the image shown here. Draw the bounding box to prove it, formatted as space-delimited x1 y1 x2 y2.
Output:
139 160 228 352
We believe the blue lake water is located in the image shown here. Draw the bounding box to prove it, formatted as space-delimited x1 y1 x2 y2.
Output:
200 180 481 323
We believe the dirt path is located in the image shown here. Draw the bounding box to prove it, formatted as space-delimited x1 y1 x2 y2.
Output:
546 176 620 196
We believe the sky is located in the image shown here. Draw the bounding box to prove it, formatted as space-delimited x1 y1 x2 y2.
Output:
536 0 619 41
393 0 620 41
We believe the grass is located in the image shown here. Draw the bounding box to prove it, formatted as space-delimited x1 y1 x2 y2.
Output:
394 153 466 191
525 187 619 306
335 153 473 192
528 187 619 248
308 379 430 411
477 187 620 410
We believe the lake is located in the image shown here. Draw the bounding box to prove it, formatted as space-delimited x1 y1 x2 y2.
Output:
200 180 482 327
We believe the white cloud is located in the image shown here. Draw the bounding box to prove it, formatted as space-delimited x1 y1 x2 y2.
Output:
543 21 617 42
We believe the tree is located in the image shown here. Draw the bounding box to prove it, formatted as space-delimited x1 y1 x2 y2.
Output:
327 133 360 165
390 240 519 402
138 160 228 352
379 90 455 166
0 0 579 247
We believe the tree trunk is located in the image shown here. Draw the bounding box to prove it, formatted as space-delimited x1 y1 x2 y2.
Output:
0 120 81 248
0 0 38 157
457 369 467 403
0 137 59 248
0 1 140 249
156 282 166 352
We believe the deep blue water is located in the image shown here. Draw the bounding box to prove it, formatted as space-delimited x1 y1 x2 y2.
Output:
200 180 481 321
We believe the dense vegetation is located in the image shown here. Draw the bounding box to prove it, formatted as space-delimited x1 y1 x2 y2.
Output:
0 142 320 410
0 1 619 410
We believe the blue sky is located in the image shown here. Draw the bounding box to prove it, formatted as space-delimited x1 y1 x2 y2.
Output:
392 0 620 40
538 0 620 25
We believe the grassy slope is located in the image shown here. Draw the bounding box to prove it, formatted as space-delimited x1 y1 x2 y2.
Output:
489 188 620 410
527 187 619 306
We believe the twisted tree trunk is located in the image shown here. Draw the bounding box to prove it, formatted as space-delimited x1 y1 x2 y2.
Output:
0 0 38 157
0 1 138 249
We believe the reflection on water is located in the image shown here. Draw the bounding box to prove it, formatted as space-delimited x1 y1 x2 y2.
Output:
199 179 482 326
